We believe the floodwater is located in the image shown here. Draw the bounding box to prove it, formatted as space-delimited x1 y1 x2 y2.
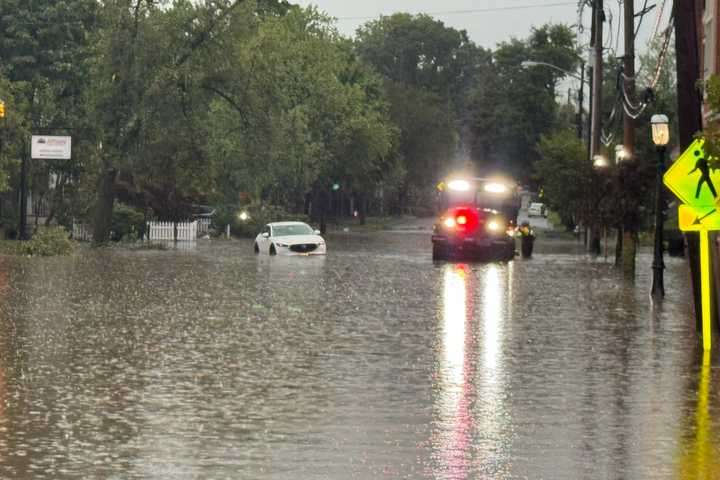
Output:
0 230 716 479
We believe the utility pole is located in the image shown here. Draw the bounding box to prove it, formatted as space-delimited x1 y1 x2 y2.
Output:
621 0 637 275
589 0 604 254
577 63 585 140
589 0 604 161
674 0 705 332
18 141 28 241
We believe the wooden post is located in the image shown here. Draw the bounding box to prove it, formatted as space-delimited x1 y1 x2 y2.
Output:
674 0 705 333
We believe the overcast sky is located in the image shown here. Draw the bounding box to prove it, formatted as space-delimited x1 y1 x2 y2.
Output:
291 0 672 55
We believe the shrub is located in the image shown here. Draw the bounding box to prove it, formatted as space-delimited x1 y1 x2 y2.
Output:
20 227 74 256
213 202 309 238
111 203 145 241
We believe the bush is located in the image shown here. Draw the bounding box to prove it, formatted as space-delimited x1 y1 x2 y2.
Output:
20 227 74 256
213 202 309 238
111 203 145 241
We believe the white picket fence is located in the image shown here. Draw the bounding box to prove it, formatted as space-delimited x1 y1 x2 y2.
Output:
72 223 93 242
147 221 198 241
197 218 212 236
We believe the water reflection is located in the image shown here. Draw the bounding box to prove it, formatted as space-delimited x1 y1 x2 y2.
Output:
676 351 719 478
434 263 512 478
436 263 473 479
476 264 510 477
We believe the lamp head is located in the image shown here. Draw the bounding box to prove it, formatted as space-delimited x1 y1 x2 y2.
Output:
651 114 670 146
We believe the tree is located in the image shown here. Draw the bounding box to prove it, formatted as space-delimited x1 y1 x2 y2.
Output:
202 6 398 222
88 0 249 243
355 13 487 201
469 24 580 182
535 130 595 228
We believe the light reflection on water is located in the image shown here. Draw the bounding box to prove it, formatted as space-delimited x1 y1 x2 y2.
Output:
435 262 514 479
676 351 720 478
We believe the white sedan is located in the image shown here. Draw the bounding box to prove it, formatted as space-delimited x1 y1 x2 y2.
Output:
253 221 326 256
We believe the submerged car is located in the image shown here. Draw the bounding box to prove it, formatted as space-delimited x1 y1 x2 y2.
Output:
254 221 326 256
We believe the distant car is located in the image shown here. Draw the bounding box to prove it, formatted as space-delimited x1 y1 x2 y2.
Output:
254 221 326 256
528 202 546 218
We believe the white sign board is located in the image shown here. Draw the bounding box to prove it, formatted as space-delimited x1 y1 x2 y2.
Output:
31 135 71 160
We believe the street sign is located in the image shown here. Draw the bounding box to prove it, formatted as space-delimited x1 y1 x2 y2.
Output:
31 135 71 160
678 204 720 231
665 139 714 351
663 139 720 207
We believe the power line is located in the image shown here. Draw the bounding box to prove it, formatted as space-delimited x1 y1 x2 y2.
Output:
335 2 578 21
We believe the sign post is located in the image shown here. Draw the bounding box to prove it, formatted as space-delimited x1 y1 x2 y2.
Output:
18 135 72 240
664 139 719 350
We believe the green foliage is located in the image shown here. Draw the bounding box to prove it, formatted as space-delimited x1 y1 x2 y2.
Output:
206 7 397 211
214 202 310 238
111 203 145 241
703 75 720 165
470 24 580 181
0 1 592 241
20 228 74 256
354 13 486 193
535 130 593 228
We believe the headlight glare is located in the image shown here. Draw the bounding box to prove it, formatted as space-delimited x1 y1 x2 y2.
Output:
484 182 507 194
487 221 501 232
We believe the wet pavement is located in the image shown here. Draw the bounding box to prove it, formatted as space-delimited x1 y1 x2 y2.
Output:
0 230 716 479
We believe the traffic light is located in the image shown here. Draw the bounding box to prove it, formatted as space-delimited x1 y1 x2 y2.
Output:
0 101 5 118
332 183 340 191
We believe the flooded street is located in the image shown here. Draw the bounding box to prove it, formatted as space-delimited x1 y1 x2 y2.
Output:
0 230 716 479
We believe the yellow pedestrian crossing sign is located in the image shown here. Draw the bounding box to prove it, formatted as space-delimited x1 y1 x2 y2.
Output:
664 139 720 207
667 139 715 352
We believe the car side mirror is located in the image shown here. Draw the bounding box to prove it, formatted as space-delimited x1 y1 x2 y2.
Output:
314 229 321 235
262 232 269 238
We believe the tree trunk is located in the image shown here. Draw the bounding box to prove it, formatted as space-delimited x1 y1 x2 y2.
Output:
614 227 623 266
622 230 636 277
92 168 117 245
359 192 366 225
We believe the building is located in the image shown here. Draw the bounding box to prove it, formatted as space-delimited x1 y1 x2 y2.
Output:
701 0 720 121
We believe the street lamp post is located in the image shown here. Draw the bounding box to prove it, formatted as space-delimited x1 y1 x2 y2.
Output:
651 114 670 297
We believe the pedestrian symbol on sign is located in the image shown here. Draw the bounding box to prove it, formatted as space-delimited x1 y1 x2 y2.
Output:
689 149 717 199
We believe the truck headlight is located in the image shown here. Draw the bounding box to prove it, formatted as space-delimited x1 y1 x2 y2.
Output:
487 221 501 232
484 182 507 194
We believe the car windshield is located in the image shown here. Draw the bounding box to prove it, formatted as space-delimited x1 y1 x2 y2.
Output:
273 224 314 237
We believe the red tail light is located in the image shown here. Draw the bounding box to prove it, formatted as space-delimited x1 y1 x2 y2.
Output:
445 207 479 234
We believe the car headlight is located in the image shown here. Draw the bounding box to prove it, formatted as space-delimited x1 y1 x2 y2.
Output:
318 241 325 246
275 242 288 247
444 217 456 229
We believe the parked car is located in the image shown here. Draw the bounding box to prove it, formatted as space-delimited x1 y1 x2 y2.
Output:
528 202 546 218
254 221 326 256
